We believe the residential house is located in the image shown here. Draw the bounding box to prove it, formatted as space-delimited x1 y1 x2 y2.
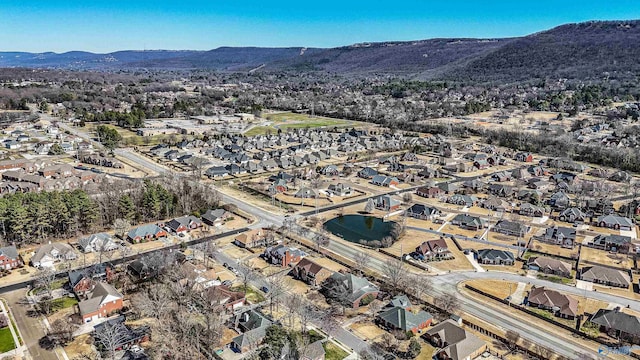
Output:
580 266 631 288
476 249 515 265
414 239 452 261
549 192 570 209
324 272 379 308
0 246 22 270
451 214 486 231
423 319 487 360
416 186 443 198
127 224 167 243
377 295 433 334
166 215 202 234
370 175 399 187
446 194 477 207
178 261 220 291
406 204 440 220
291 258 334 287
589 234 632 253
480 197 510 212
231 309 273 352
438 182 459 194
93 316 150 352
78 233 118 253
558 207 587 223
205 166 229 178
375 195 401 211
596 215 634 231
519 203 545 217
492 220 529 237
515 152 534 162
527 286 578 319
295 187 318 198
590 308 640 344
263 245 306 267
526 256 572 278
327 183 352 197
270 179 289 193
201 208 228 227
299 340 326 360
358 167 378 179
204 285 246 311
487 184 513 198
234 229 273 249
31 243 77 268
78 281 124 323
321 165 339 176
539 226 576 249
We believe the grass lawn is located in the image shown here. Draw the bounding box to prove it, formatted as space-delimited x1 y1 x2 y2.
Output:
323 341 349 360
51 297 79 312
536 274 574 285
0 327 16 353
231 285 266 303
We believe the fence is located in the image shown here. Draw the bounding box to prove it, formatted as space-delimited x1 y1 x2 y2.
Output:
464 284 618 348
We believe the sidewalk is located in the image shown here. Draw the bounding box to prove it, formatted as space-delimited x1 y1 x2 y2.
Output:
0 298 24 358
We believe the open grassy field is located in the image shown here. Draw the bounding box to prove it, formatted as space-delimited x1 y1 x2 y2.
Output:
244 111 359 136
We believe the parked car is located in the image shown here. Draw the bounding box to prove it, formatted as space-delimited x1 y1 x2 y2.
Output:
260 286 269 293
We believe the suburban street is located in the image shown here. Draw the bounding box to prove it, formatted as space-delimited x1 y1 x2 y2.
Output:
111 145 611 359
5 122 629 359
3 289 58 360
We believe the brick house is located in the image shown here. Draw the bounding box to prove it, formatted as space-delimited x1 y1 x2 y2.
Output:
166 215 203 234
263 245 306 267
416 186 443 198
78 282 124 323
526 256 572 278
0 246 22 270
127 224 167 243
324 272 379 308
291 258 334 287
476 249 515 265
377 295 433 334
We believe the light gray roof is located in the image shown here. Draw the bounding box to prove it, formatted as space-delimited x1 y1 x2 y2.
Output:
31 243 76 263
78 282 122 315
581 266 631 287
330 272 379 304
0 246 19 260
127 224 163 239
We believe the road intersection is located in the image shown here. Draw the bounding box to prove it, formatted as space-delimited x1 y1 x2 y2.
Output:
26 122 634 359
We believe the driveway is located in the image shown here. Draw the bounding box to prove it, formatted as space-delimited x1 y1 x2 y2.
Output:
3 289 58 360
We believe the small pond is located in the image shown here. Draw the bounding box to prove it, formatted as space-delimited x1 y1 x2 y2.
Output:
323 214 396 246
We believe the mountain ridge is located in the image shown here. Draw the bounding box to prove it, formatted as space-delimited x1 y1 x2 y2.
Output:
1 20 639 81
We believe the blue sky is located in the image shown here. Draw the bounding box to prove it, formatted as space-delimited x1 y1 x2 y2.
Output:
1 0 639 53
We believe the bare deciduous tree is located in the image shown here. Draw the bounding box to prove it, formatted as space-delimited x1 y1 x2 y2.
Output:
32 267 57 296
382 258 407 292
435 293 460 315
112 218 130 239
94 321 130 360
353 251 370 275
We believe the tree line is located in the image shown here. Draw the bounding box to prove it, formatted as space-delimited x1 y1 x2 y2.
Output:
0 190 98 246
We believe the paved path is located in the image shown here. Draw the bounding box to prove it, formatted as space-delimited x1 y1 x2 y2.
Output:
0 297 23 357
